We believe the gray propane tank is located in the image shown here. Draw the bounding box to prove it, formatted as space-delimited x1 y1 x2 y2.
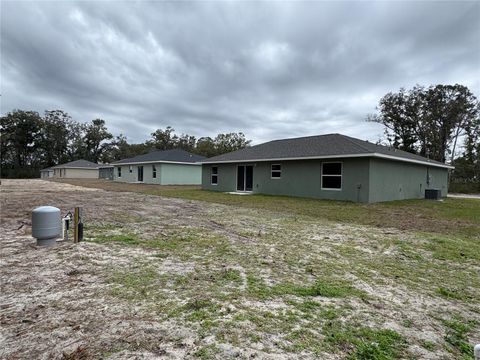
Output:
32 206 61 246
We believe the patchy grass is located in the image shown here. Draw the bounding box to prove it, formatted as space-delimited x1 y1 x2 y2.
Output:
194 344 220 359
436 287 475 302
4 179 478 359
420 340 436 351
53 178 480 237
442 316 476 358
323 325 407 360
89 226 235 261
92 233 141 246
72 178 478 358
247 275 366 299
423 233 480 262
108 263 163 301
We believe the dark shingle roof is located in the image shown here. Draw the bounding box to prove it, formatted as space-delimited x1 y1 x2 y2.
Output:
40 167 54 171
52 159 99 169
112 149 205 165
203 134 452 168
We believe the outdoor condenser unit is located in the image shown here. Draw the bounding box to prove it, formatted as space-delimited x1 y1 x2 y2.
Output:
425 189 441 200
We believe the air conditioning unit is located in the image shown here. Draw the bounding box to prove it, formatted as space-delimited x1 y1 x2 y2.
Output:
425 189 441 200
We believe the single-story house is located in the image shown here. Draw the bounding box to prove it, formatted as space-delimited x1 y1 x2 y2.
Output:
201 133 454 203
51 159 100 179
112 149 205 185
40 167 54 179
99 165 114 180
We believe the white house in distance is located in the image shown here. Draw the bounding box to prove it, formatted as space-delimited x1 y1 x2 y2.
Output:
40 167 54 178
51 159 100 179
112 149 205 185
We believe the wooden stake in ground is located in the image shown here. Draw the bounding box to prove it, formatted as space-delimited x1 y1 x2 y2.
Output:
73 207 82 243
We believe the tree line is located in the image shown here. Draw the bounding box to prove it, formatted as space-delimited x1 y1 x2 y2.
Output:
369 84 479 192
1 83 478 190
0 110 250 178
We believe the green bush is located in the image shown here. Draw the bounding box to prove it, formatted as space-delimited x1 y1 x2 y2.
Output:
449 182 480 194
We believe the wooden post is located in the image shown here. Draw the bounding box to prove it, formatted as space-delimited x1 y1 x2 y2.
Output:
73 207 79 243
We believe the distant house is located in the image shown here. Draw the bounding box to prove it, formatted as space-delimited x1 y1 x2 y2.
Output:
201 133 454 203
40 167 54 179
112 149 205 185
99 165 114 180
51 159 100 179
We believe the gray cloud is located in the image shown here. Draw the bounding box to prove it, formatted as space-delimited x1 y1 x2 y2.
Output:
1 1 479 144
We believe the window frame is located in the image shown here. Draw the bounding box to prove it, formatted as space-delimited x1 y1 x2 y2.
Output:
129 165 133 173
271 163 282 179
211 166 218 185
117 167 122 178
152 164 157 179
321 162 342 191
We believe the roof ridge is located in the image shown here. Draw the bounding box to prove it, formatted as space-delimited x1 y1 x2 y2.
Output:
256 133 340 147
338 134 372 153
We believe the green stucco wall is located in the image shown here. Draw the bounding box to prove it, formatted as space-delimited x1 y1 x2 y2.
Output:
113 163 202 185
160 163 202 185
202 158 370 202
202 158 449 203
368 158 448 202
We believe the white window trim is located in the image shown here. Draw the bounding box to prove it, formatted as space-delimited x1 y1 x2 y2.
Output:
271 163 282 179
321 162 342 191
211 166 218 185
152 165 157 179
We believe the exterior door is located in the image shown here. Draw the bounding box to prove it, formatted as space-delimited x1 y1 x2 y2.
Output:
138 166 144 182
237 165 253 191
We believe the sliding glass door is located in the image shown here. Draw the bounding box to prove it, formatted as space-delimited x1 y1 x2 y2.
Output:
237 165 253 192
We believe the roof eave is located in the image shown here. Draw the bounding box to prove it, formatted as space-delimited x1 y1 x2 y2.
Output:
52 166 99 170
112 160 203 166
200 153 454 169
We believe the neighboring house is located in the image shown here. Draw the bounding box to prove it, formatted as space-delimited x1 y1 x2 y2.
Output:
52 159 100 179
201 133 454 203
40 167 54 179
112 149 205 185
99 165 114 180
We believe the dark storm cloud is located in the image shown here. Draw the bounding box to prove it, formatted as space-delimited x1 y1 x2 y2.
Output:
1 1 479 144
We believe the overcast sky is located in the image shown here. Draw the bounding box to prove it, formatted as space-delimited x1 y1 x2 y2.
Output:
1 1 479 144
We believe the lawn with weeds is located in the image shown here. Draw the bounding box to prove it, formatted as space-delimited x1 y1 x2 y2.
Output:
442 316 477 359
4 179 478 359
68 178 479 359
323 324 407 360
54 178 480 237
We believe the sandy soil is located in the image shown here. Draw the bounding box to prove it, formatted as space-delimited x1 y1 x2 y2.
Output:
1 179 478 360
1 180 213 359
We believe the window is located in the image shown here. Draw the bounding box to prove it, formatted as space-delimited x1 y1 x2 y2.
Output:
152 165 157 178
271 164 282 178
129 165 133 173
321 162 342 190
211 166 218 185
117 167 122 177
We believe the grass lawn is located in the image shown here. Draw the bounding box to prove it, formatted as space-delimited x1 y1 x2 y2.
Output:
54 178 480 237
3 179 478 359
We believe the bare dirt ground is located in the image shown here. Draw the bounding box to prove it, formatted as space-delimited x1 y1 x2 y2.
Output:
1 179 479 359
